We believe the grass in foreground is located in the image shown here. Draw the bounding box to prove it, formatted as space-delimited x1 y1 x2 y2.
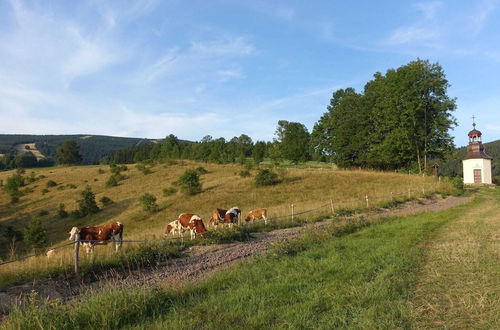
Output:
410 188 500 328
5 196 475 329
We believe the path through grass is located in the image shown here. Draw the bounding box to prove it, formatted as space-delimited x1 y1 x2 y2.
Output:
5 193 477 329
410 189 500 328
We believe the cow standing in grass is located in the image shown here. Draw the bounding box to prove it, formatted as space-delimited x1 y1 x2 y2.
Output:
67 221 123 255
224 207 241 227
245 208 268 225
209 208 227 228
175 213 207 239
164 220 182 237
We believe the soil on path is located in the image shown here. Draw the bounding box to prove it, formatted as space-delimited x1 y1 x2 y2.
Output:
0 194 470 315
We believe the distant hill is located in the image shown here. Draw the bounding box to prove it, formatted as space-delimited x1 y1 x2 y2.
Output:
439 139 500 179
0 134 155 165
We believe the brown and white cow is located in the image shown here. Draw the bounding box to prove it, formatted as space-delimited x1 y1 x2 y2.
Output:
245 208 268 225
224 207 241 227
67 221 123 254
176 213 207 239
164 219 182 237
209 208 227 227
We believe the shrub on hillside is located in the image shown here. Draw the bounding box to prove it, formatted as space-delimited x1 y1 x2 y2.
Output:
446 176 464 194
139 193 159 212
41 188 49 195
136 164 152 175
73 186 100 218
176 170 202 195
195 166 208 174
37 210 49 217
46 180 57 188
58 203 68 218
105 175 119 187
23 217 47 250
163 187 177 197
97 168 105 174
100 196 114 206
255 169 279 187
239 170 251 178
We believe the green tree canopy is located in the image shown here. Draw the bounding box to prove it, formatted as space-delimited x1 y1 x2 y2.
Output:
56 139 82 165
312 59 456 172
277 121 311 164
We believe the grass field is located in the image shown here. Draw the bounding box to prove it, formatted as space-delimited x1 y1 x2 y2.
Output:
5 188 489 329
0 161 454 287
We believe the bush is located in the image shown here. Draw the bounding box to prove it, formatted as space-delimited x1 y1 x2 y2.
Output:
76 186 100 217
41 188 49 195
37 210 49 217
46 180 57 188
139 193 159 212
136 164 152 175
447 176 464 194
105 175 119 187
58 203 68 218
162 187 177 197
66 183 77 189
57 185 66 191
100 196 114 206
27 172 37 183
97 168 105 174
195 166 208 174
177 170 202 195
255 169 279 187
239 170 251 178
23 217 47 250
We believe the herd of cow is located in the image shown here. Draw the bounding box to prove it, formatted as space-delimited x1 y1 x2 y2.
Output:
53 207 268 256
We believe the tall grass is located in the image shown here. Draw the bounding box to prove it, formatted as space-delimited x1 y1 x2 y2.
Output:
4 198 475 329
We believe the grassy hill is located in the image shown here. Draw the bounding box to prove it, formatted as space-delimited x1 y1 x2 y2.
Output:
0 161 454 286
0 134 155 165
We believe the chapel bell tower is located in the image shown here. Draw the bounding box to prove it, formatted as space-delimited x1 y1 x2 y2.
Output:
462 117 493 184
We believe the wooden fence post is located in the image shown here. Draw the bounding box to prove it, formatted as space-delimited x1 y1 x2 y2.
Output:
408 189 411 199
73 239 80 275
365 195 369 208
330 199 334 216
422 186 425 195
390 192 394 201
291 204 295 221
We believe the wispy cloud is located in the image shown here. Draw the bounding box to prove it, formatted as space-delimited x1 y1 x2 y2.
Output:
191 37 255 56
385 26 441 45
468 0 498 34
413 1 442 20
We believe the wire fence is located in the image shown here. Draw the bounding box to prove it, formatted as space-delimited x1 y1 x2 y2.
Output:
0 183 442 270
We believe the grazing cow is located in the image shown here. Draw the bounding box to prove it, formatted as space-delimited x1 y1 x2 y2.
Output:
46 249 56 258
177 213 207 239
209 208 227 227
245 208 268 225
67 221 123 255
164 220 182 236
224 207 241 226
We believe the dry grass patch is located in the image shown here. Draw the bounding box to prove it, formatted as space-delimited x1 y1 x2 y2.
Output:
410 189 500 329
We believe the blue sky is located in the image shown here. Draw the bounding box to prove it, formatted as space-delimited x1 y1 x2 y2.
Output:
1 0 499 147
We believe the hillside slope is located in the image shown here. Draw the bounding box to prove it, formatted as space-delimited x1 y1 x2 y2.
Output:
0 134 154 165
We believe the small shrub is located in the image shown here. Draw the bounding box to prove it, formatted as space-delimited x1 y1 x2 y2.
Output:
255 169 279 187
75 186 100 217
136 164 152 175
177 170 202 195
195 166 208 174
46 180 57 188
66 183 77 189
27 172 37 183
57 185 66 191
139 193 159 212
105 175 119 187
97 168 105 174
446 176 464 194
58 203 68 218
93 178 98 182
162 187 177 197
37 175 47 180
10 195 20 204
100 196 114 206
23 187 34 194
37 210 49 217
239 170 251 178
41 188 49 195
23 217 47 250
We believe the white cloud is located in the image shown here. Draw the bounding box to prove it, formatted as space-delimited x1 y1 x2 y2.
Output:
217 69 244 82
468 0 498 34
385 26 440 45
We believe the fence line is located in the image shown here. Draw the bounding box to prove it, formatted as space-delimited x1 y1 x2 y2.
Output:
0 183 442 269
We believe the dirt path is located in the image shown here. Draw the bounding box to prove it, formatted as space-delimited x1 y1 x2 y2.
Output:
0 194 470 315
